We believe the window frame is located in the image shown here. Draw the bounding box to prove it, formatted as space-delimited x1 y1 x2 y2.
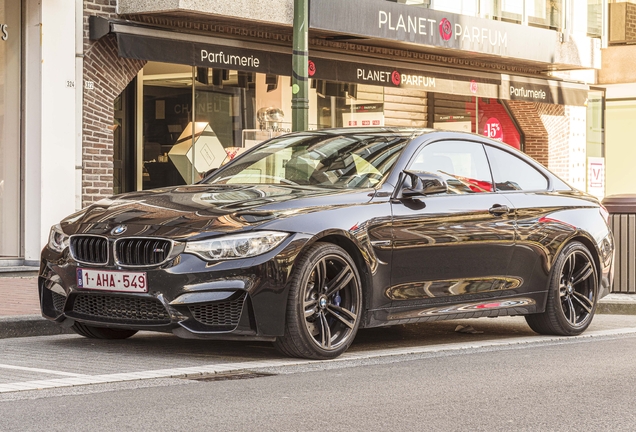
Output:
402 139 497 196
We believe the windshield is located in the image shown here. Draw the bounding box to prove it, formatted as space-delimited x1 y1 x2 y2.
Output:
207 133 410 189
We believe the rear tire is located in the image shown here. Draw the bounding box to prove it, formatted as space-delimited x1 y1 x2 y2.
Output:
526 241 598 336
71 322 138 340
274 242 363 360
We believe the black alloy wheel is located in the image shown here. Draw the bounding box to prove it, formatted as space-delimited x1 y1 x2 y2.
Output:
71 322 138 340
275 243 362 359
526 241 598 336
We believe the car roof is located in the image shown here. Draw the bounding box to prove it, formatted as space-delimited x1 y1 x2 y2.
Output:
288 127 568 191
288 128 522 156
287 127 505 144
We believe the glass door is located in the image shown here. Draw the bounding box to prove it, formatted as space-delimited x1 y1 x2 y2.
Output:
113 79 137 195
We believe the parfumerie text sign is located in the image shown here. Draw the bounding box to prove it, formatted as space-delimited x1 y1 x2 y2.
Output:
117 33 291 76
504 79 587 106
309 0 559 65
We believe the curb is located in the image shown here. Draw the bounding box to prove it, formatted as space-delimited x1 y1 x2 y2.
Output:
597 293 636 316
0 298 634 340
0 315 73 339
597 302 636 315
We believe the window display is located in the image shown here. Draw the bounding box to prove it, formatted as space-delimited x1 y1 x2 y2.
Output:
133 60 523 191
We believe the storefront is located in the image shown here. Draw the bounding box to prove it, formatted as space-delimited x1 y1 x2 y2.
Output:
0 0 21 259
89 10 592 194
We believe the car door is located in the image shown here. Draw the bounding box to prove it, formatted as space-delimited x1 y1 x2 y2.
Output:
389 140 517 313
482 144 567 296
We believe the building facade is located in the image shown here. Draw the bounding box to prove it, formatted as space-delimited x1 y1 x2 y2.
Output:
598 0 636 197
0 0 607 267
1 0 80 267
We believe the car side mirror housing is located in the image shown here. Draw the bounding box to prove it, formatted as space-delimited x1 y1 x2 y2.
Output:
196 168 217 183
401 170 448 197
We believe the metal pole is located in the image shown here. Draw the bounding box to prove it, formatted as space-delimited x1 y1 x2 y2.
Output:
292 0 309 132
191 66 196 184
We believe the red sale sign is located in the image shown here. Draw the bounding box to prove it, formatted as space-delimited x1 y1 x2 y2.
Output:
483 118 503 141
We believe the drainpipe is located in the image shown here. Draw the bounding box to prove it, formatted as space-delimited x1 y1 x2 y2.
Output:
291 0 309 132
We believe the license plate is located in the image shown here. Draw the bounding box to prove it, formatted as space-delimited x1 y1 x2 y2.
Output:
76 268 148 293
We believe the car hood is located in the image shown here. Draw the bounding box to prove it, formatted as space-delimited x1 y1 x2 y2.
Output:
62 183 374 239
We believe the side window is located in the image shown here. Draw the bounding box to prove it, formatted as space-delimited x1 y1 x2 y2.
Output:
484 145 549 191
409 141 493 194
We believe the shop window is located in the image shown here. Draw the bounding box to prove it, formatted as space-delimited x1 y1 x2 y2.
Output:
142 63 194 189
141 63 256 188
476 98 522 150
430 94 522 150
314 81 385 129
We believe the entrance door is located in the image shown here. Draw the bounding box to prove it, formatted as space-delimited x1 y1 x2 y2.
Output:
113 79 137 195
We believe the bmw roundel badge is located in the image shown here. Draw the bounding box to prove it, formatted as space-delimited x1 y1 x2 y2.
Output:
111 225 127 235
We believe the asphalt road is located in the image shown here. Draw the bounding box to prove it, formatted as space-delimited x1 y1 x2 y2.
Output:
1 315 636 431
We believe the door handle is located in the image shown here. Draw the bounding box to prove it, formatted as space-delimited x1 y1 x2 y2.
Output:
489 204 511 216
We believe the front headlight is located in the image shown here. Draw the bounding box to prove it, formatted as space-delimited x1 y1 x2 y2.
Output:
48 223 70 252
184 231 289 261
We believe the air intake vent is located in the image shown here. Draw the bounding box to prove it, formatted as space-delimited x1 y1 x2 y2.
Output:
189 293 246 330
115 238 172 266
51 291 67 312
70 236 108 264
71 294 170 324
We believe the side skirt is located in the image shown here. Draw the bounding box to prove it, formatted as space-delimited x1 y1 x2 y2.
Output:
366 293 545 327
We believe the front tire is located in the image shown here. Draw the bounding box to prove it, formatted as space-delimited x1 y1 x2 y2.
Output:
274 242 363 359
71 322 138 340
526 241 598 336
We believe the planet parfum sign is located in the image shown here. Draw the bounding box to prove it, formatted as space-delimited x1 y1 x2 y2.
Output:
310 0 558 64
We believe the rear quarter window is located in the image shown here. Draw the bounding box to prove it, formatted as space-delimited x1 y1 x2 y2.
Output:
484 145 548 191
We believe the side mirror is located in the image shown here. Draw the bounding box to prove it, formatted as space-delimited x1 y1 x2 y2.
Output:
401 170 448 198
195 168 217 184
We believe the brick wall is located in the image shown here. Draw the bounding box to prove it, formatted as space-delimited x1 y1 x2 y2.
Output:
506 101 550 167
82 1 145 206
627 3 636 41
507 101 580 186
538 104 569 182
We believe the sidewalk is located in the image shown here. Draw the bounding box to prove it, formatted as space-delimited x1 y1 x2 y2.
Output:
0 276 41 316
1 275 635 339
0 275 73 338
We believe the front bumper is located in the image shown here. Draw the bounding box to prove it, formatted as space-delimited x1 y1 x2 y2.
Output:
39 234 308 340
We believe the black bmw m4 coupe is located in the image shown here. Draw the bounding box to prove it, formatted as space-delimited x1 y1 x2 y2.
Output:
40 128 614 359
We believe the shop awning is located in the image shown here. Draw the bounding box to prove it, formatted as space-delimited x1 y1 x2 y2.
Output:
90 17 590 105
